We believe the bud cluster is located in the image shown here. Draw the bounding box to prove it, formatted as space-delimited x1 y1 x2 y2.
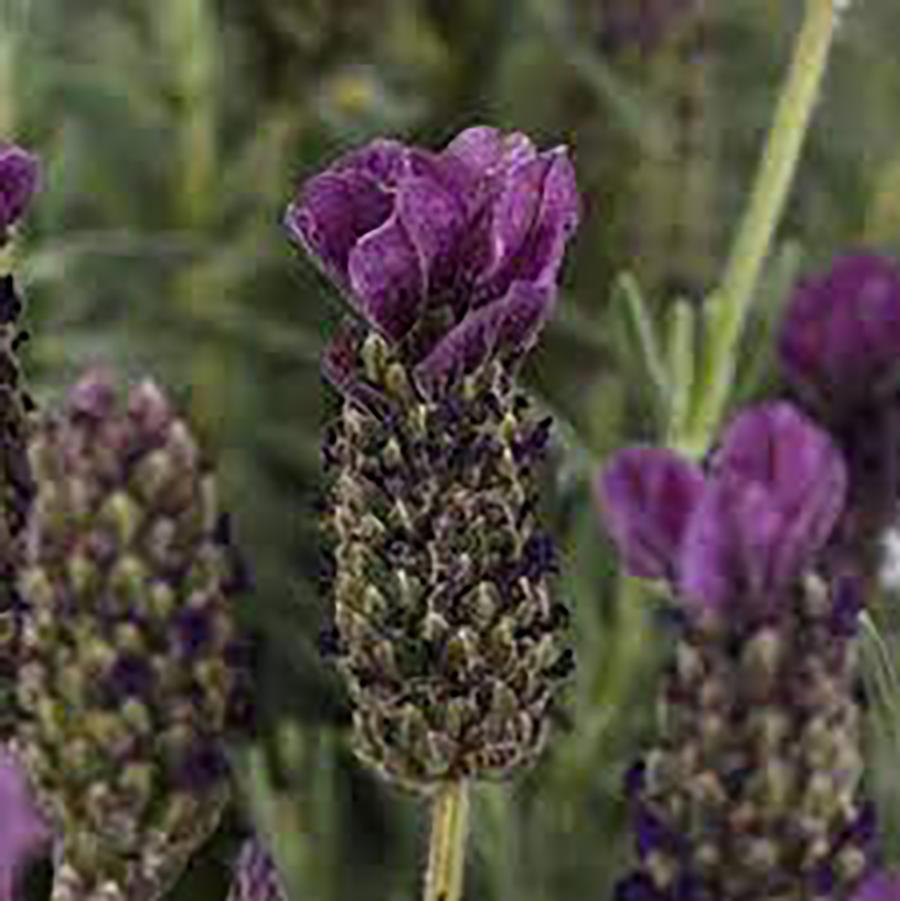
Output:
16 372 246 901
322 333 573 792
618 577 872 899
0 275 36 737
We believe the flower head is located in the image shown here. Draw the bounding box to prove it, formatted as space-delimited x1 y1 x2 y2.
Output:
0 746 48 900
0 145 40 244
779 253 900 413
17 370 250 901
286 126 579 393
599 403 846 616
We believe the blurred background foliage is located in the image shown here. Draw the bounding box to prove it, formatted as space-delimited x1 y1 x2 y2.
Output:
4 0 900 898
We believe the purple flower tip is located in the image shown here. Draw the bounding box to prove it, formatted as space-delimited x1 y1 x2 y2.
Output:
597 447 705 582
286 126 580 385
852 872 900 901
679 402 846 614
779 253 900 411
0 746 49 899
0 144 40 240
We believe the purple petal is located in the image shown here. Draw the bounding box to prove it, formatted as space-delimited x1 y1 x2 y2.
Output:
852 872 900 901
779 253 900 408
715 402 846 583
0 145 40 237
678 479 736 613
333 138 409 186
513 149 581 287
415 281 553 389
395 174 465 293
598 447 705 582
442 126 536 179
480 148 580 301
0 746 49 900
485 155 553 281
347 213 425 339
680 403 847 613
284 170 394 287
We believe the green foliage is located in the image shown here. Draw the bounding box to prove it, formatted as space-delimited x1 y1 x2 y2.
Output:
4 1 900 898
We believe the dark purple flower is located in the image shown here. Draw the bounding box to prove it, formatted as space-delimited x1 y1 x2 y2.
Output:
779 253 900 412
0 145 40 242
0 746 49 900
286 126 579 388
679 403 846 613
598 0 699 56
852 872 900 901
597 447 705 581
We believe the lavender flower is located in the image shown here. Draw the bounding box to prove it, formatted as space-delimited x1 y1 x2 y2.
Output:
600 402 846 616
226 839 286 901
853 872 900 901
597 0 699 56
16 371 249 901
0 745 48 901
286 125 579 395
778 252 900 558
779 253 900 414
600 405 872 898
0 275 37 738
288 129 579 791
0 146 39 245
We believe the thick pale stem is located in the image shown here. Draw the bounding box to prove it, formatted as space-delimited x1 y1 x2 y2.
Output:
680 0 840 456
423 781 470 901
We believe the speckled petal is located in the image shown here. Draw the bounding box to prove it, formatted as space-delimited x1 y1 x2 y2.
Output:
348 213 425 340
284 170 394 287
415 281 552 389
396 174 465 293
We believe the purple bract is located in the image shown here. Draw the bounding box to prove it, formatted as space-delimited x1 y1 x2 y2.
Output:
779 253 900 412
0 145 39 243
597 447 704 582
599 403 846 615
285 126 579 389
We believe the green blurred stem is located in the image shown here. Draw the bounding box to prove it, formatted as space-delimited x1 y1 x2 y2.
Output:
424 781 470 901
680 0 839 456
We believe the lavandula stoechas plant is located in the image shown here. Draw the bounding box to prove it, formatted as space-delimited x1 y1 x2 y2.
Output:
0 144 39 738
16 371 249 901
286 126 579 897
600 403 875 899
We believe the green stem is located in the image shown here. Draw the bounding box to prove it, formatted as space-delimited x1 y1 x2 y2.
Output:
680 0 839 456
423 781 470 901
